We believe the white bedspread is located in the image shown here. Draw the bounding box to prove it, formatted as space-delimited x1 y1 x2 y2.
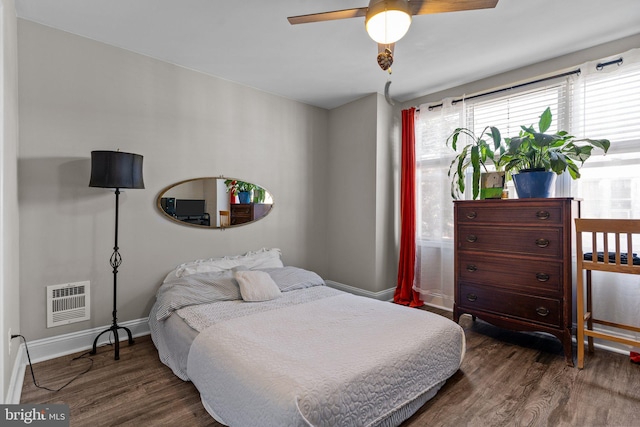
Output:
187 292 464 427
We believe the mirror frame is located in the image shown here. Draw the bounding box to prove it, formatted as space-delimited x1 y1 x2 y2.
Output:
156 176 274 229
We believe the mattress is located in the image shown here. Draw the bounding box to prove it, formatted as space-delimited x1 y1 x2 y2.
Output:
149 267 465 426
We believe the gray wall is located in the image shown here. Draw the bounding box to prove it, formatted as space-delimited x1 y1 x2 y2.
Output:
1 0 20 402
327 94 398 294
327 95 378 291
374 95 398 294
17 20 332 340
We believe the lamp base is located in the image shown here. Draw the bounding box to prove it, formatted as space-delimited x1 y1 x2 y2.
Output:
90 323 134 360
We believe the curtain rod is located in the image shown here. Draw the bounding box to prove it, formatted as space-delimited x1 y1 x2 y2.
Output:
596 57 623 70
424 69 580 111
421 57 623 111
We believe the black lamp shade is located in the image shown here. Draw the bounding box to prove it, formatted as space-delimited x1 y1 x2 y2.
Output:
89 151 145 189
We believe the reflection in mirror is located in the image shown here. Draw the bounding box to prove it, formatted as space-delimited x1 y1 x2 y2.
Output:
157 177 274 229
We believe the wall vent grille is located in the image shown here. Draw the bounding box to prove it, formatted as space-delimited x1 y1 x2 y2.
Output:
47 281 90 328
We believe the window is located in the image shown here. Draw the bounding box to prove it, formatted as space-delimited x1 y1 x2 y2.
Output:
415 108 461 242
413 49 640 310
571 61 640 219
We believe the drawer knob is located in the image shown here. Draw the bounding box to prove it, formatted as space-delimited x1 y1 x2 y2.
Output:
536 306 550 317
466 293 478 302
536 210 550 220
536 273 550 282
466 264 478 272
535 238 550 248
466 235 478 243
466 211 477 219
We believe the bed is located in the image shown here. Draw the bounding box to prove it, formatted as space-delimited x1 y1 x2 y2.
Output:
149 248 465 427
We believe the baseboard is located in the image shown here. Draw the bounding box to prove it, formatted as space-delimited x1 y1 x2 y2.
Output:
7 345 25 404
325 280 395 301
420 292 455 311
7 317 150 404
585 339 635 356
570 321 639 356
423 302 453 312
461 314 636 358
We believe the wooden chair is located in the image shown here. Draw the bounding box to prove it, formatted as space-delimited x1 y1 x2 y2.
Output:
575 218 640 369
219 210 230 227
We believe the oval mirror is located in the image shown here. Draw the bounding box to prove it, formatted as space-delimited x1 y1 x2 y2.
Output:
156 177 274 229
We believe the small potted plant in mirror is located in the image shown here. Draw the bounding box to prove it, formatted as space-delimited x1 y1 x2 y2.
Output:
499 107 611 198
225 179 257 204
251 186 266 204
447 125 506 200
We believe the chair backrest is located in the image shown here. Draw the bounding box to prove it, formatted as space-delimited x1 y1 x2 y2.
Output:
575 218 640 274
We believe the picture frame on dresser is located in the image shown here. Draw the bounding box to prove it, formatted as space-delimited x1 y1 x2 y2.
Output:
453 198 580 366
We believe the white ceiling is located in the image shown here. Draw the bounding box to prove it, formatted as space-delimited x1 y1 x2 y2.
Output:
15 0 640 110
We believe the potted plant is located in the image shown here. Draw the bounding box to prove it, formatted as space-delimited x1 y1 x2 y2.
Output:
252 186 266 203
225 179 256 204
500 107 611 198
447 126 506 200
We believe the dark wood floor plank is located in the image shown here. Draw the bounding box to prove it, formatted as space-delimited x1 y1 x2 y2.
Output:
21 308 640 426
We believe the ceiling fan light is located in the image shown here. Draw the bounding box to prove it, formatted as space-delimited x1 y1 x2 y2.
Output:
365 0 412 44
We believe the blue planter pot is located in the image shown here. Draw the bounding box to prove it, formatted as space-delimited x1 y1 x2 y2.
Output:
238 191 251 204
512 170 557 198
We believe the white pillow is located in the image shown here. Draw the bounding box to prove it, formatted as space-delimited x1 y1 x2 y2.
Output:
235 270 282 302
164 248 284 281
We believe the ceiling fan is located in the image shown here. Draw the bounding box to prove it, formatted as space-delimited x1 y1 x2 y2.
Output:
288 0 499 72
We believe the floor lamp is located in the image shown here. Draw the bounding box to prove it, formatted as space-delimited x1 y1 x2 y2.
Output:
89 150 145 360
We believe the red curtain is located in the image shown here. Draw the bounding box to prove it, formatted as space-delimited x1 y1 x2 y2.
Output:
394 108 423 307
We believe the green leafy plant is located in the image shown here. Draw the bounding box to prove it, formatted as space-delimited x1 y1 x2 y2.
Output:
252 186 266 203
224 179 256 195
500 107 611 178
447 126 505 200
224 179 265 203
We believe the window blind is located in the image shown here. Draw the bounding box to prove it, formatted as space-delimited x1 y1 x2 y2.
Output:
572 64 640 149
466 85 567 137
570 60 640 220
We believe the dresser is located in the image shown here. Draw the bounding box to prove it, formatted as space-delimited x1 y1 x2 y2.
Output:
453 198 580 366
230 203 271 225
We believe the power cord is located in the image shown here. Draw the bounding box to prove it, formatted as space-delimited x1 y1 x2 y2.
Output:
12 334 94 392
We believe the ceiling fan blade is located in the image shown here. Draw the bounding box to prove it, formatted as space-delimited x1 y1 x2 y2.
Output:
410 0 498 15
288 7 368 25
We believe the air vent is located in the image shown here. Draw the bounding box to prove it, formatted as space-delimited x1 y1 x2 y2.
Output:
47 281 90 328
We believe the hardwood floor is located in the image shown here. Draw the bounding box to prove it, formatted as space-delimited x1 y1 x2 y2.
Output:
21 307 640 427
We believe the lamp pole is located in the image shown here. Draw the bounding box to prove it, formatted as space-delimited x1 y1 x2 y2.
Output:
90 188 134 360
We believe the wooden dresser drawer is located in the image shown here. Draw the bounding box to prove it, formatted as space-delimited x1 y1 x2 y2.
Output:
458 252 562 295
457 225 562 258
231 205 252 216
458 283 562 328
456 203 564 226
